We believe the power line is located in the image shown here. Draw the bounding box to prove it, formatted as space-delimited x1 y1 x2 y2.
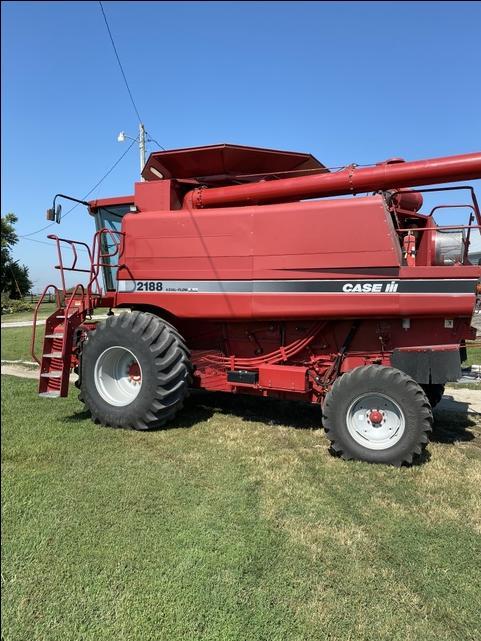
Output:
98 3 165 154
17 236 88 252
146 132 166 151
20 139 136 239
98 1 142 124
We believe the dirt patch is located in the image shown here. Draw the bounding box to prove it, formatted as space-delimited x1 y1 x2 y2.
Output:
1 363 77 382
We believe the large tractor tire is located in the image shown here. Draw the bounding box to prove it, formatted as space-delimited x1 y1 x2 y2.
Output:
323 365 432 465
80 311 192 430
421 384 445 409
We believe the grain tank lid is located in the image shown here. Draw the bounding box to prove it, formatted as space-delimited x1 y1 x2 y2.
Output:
142 143 327 186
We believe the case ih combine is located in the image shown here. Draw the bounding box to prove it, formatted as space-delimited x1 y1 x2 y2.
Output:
33 144 481 465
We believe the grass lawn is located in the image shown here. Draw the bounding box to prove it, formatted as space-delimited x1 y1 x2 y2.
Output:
1 304 119 324
2 375 481 641
1 327 43 362
465 345 481 367
1 303 58 323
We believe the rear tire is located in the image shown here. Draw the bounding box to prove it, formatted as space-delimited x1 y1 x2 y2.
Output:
80 311 192 430
323 365 432 465
421 384 445 409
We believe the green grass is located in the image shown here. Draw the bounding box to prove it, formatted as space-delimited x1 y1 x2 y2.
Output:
465 346 481 368
2 375 481 641
1 304 118 324
1 303 58 323
1 327 43 362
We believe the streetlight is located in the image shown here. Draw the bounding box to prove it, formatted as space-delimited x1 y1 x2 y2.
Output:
117 123 146 180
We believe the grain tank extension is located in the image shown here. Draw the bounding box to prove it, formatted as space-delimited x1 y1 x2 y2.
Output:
33 144 481 465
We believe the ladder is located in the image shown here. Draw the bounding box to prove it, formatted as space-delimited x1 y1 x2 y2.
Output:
32 285 88 398
32 229 124 398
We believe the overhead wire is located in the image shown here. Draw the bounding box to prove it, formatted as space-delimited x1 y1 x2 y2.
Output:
16 236 88 252
146 132 165 151
98 0 142 124
19 139 136 239
98 4 165 149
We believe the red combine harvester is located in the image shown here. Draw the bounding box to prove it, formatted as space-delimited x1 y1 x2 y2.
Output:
33 144 481 465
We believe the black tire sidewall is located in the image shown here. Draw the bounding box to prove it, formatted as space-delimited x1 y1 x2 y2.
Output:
81 315 179 428
324 367 431 464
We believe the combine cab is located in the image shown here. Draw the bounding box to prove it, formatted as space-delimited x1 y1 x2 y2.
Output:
33 144 481 465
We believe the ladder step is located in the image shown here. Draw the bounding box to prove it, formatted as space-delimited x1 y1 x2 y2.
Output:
40 372 63 379
45 333 64 339
43 352 63 358
38 391 61 398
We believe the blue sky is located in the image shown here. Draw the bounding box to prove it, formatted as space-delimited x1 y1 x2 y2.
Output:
2 0 481 290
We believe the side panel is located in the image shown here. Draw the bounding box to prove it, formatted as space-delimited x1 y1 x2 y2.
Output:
117 196 406 319
116 195 478 320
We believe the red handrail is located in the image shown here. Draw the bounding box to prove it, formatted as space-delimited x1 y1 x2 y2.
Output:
47 235 96 296
42 229 124 311
31 284 62 365
89 228 125 293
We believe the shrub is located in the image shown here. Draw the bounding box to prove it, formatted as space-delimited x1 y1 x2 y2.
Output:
1 295 34 315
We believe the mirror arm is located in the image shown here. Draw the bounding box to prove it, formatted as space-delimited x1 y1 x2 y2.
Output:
52 194 90 210
48 194 91 224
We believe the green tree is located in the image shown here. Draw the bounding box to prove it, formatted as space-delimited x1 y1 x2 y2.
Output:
1 213 33 298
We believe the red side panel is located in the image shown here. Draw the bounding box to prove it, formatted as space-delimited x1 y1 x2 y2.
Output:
116 193 479 320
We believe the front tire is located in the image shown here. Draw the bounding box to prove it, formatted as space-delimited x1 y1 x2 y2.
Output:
80 312 192 430
323 365 432 465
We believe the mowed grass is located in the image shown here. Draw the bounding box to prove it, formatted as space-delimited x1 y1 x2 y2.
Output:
2 375 481 641
1 327 43 362
465 345 481 367
1 306 125 325
1 303 58 323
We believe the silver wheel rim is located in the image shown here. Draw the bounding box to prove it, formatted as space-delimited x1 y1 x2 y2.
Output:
94 346 142 407
346 392 405 450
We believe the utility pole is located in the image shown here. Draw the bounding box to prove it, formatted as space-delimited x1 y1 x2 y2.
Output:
139 122 146 181
117 124 147 181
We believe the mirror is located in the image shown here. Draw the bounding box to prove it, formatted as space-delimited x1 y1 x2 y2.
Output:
55 204 62 224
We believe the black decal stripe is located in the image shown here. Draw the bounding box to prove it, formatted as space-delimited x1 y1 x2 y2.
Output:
118 279 477 294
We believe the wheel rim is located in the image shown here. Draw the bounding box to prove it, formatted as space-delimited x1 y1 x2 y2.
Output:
94 346 143 407
346 392 405 450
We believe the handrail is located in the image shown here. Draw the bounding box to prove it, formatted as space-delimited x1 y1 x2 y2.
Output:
388 186 481 228
64 283 86 320
89 228 125 294
428 204 476 218
31 284 61 365
397 224 481 232
47 235 95 295
43 229 125 306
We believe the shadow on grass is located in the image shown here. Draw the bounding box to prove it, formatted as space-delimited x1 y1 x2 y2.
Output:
65 402 215 430
431 401 477 444
188 391 322 431
64 390 479 454
65 390 321 432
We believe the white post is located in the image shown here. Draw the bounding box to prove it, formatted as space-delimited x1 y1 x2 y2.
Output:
139 122 146 181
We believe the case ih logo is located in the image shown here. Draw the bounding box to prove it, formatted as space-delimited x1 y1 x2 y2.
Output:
342 280 399 293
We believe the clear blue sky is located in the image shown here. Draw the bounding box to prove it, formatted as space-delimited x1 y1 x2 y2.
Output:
2 1 481 291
